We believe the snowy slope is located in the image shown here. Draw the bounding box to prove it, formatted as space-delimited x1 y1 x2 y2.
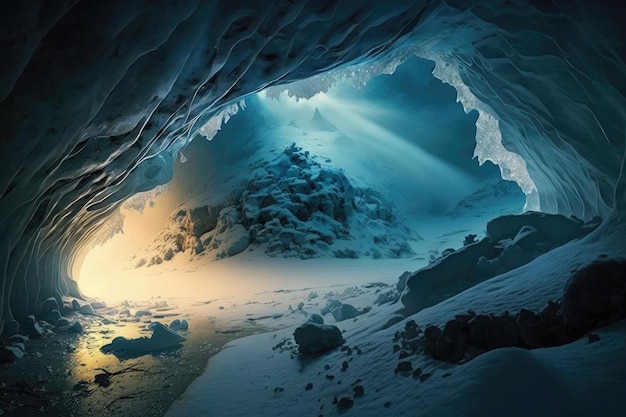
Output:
166 213 626 417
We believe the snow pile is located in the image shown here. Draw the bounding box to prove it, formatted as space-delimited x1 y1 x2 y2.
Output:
139 142 416 264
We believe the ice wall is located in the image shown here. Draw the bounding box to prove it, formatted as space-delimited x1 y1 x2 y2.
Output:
0 0 624 331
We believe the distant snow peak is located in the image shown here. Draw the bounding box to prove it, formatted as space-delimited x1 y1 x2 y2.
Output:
310 108 337 132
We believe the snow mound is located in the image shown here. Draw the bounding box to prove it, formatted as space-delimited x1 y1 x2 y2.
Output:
141 143 416 263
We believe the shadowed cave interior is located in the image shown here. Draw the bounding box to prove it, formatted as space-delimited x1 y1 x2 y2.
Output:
0 1 625 416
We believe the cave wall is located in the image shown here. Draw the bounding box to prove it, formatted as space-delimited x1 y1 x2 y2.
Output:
0 0 624 331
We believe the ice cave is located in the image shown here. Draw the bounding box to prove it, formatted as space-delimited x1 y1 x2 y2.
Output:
0 1 625 416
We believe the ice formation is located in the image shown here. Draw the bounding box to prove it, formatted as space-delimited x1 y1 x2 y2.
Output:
0 4 624 415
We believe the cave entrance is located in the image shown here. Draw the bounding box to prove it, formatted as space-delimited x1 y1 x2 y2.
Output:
77 56 525 309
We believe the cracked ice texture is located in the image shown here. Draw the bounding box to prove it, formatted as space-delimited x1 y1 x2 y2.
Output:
0 0 624 328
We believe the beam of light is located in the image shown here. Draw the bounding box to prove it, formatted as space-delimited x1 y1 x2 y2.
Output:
258 89 479 211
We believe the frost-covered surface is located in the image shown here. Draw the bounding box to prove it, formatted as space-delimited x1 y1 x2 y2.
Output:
166 213 626 417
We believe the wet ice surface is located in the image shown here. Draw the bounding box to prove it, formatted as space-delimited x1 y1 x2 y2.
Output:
0 298 261 417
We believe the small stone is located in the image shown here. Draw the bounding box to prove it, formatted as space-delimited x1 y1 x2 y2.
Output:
69 321 83 333
399 350 410 359
326 374 335 381
79 304 94 315
395 361 412 373
419 372 432 382
384 401 392 408
11 342 25 352
353 385 365 397
308 314 324 324
0 346 24 362
305 382 313 391
412 367 422 378
324 364 331 370
337 397 353 410
341 361 349 371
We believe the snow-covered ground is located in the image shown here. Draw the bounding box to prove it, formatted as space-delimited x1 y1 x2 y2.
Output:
164 212 626 417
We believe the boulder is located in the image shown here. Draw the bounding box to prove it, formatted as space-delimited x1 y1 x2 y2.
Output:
294 322 344 355
21 315 44 337
562 258 626 334
40 297 60 315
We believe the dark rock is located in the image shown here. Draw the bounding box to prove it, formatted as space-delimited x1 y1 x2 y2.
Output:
419 372 432 382
562 258 626 334
353 385 365 397
309 314 324 324
69 321 83 333
0 346 24 362
72 299 80 310
398 350 410 359
294 322 344 355
517 308 544 348
21 315 44 337
40 297 60 315
412 367 422 378
392 344 401 353
326 375 335 381
337 397 354 410
384 401 392 408
341 361 349 371
423 325 441 355
395 361 412 373
404 320 419 339
305 382 313 391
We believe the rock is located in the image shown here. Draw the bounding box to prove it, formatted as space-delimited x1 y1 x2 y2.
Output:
293 322 344 355
134 310 151 318
1 319 19 337
72 299 80 310
308 314 324 324
55 317 71 329
41 297 60 315
79 304 94 315
330 301 360 322
11 342 25 352
179 319 189 330
404 320 420 340
337 397 354 410
0 346 24 362
9 334 28 343
395 361 413 373
562 258 626 334
44 309 62 323
170 319 182 330
353 385 365 397
21 315 44 337
423 325 441 356
69 321 83 333
517 308 543 348
305 382 313 391
91 300 107 309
